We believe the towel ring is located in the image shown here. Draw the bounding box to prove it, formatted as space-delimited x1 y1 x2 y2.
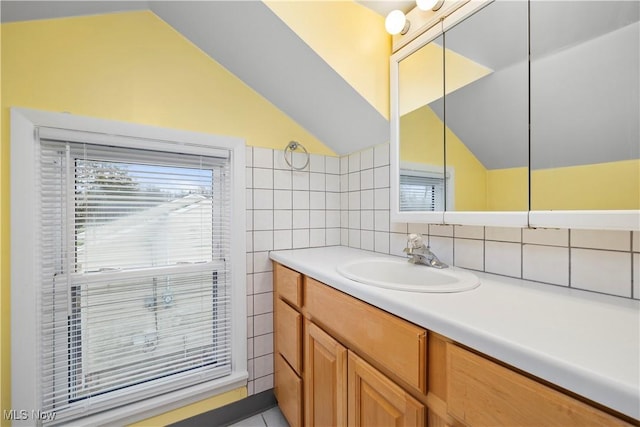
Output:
284 141 310 171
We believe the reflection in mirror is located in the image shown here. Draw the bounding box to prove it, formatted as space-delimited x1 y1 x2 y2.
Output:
530 1 639 210
398 34 446 212
441 1 529 211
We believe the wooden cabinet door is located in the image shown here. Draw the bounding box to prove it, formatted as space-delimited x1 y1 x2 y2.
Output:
348 351 425 427
447 343 634 427
304 320 348 427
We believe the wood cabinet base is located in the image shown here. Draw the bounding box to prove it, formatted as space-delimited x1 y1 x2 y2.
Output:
273 262 637 427
274 354 302 427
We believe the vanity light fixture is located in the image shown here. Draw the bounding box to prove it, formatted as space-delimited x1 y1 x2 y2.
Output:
385 0 445 35
385 9 410 35
416 0 445 12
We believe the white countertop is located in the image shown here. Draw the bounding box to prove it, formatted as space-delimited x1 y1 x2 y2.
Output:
269 246 640 420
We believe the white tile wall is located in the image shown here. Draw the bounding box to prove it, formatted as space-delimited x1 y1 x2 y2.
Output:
570 249 631 297
430 224 453 237
485 241 521 278
250 142 638 396
246 147 341 394
408 223 429 235
337 142 636 300
454 238 484 271
523 228 568 246
522 245 570 286
428 235 454 266
486 226 521 243
571 229 631 251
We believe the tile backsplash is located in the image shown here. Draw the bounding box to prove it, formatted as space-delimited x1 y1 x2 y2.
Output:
339 142 638 301
245 142 639 395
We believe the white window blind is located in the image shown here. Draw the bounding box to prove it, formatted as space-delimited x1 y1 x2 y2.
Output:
38 138 233 423
399 171 445 211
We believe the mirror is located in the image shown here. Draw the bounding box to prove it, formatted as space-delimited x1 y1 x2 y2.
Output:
392 0 639 227
396 0 529 214
398 34 446 212
530 1 639 210
442 1 529 211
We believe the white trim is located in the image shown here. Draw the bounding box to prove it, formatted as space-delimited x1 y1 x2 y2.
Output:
390 0 492 55
444 211 528 228
69 372 247 427
17 108 236 155
10 108 247 426
391 210 445 225
529 210 640 231
10 108 41 423
37 126 230 159
399 161 447 176
391 0 485 52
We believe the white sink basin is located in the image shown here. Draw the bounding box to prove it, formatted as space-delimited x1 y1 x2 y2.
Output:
336 258 480 293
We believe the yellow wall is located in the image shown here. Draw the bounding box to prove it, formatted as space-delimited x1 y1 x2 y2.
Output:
399 104 444 165
531 159 640 210
399 105 488 210
1 10 336 426
445 125 488 211
265 0 391 119
400 104 638 212
0 11 334 154
487 167 529 211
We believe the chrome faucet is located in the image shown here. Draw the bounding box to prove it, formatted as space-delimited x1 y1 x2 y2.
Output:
403 233 448 269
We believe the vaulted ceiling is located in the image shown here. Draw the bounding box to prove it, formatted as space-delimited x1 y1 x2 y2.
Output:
1 0 398 156
4 1 637 169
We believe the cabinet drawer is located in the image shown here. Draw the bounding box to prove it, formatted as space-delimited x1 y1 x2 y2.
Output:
276 298 303 374
305 277 427 393
447 343 633 427
274 262 302 308
275 353 303 427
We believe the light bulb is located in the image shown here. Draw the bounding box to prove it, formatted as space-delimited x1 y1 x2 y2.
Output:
385 10 410 35
416 0 445 11
416 0 437 10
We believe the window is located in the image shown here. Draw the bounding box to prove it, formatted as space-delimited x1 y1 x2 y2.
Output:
11 109 247 425
399 169 446 211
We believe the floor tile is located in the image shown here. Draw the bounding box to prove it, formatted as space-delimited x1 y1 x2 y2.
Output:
228 413 266 427
262 406 290 427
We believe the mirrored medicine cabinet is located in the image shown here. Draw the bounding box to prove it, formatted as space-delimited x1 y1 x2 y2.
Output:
390 0 639 230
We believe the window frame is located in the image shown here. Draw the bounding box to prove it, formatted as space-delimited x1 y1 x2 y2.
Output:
10 108 247 426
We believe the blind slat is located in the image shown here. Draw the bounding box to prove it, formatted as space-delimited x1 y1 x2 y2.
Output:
399 171 446 211
38 138 233 424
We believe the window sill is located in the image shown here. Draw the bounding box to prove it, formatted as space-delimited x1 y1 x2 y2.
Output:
64 371 248 427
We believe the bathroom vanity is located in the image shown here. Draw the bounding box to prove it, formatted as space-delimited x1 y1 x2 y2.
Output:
270 247 639 427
